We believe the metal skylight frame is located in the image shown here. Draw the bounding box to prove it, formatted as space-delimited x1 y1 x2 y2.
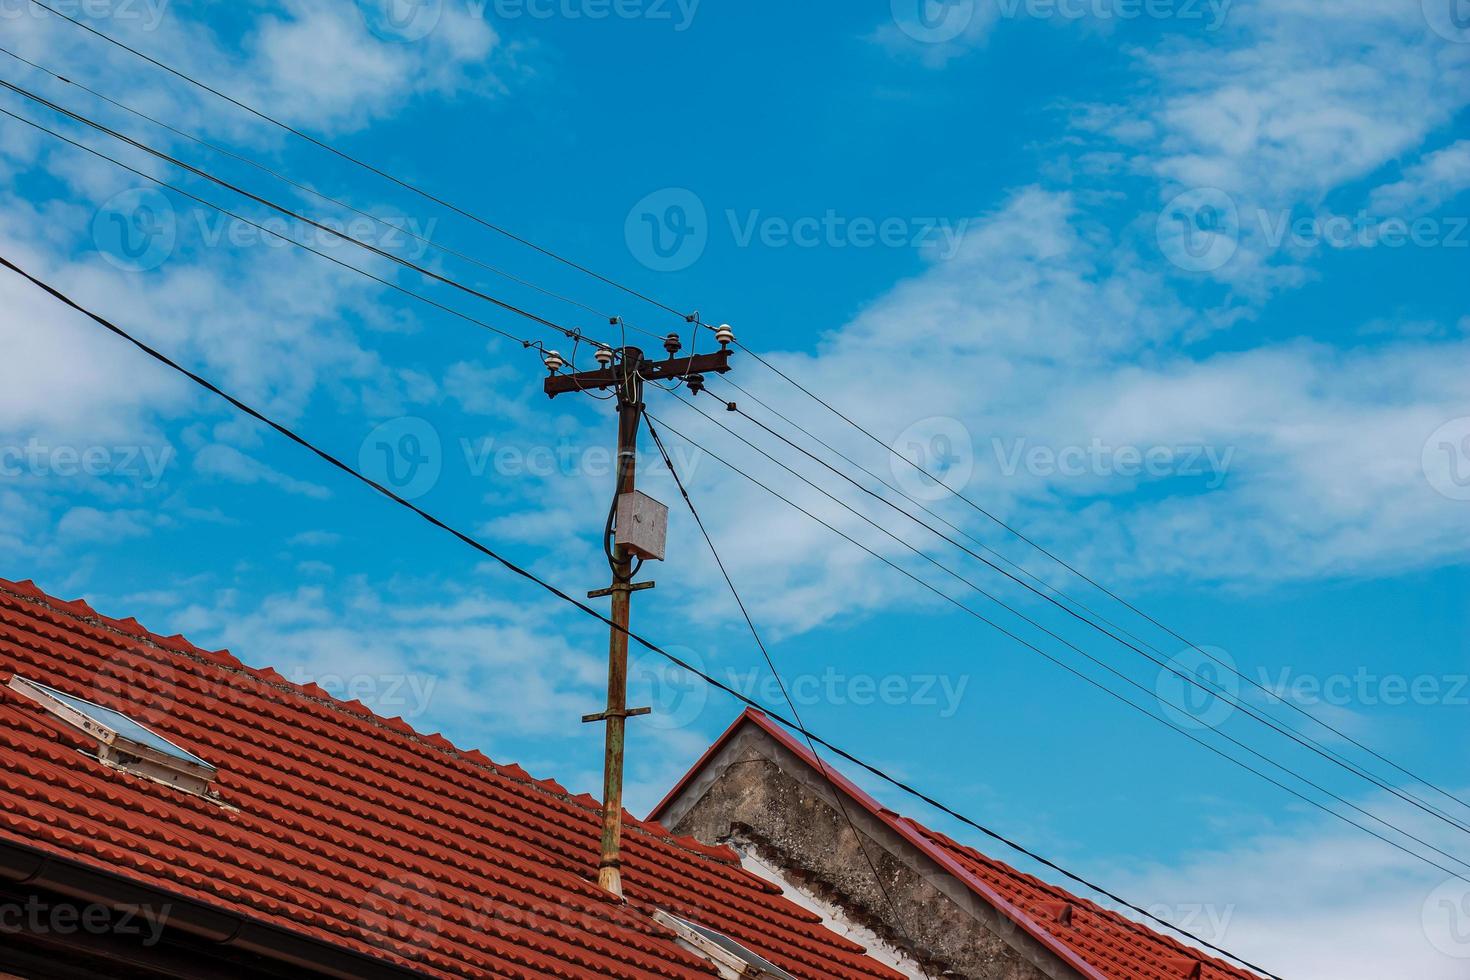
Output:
7 674 219 799
652 909 798 979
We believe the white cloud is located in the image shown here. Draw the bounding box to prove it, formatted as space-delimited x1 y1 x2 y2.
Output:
1369 140 1470 217
1112 789 1470 979
193 443 331 499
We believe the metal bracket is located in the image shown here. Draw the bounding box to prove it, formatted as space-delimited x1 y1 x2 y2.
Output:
582 706 652 724
587 580 656 599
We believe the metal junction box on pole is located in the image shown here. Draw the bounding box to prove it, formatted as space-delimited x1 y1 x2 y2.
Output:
615 491 668 561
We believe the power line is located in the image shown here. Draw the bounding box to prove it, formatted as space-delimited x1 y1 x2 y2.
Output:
0 252 1284 980
729 343 1470 822
25 0 691 322
0 44 621 328
644 405 1470 881
0 76 604 350
643 416 936 980
700 388 1470 837
31 4 1458 829
0 102 596 372
679 399 1470 875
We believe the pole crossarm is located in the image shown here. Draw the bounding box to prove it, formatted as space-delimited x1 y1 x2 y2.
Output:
544 349 731 397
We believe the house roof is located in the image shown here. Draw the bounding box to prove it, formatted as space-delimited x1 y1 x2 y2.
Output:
0 577 903 980
651 709 1264 980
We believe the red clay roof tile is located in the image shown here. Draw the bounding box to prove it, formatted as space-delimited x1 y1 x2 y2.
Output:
0 578 901 980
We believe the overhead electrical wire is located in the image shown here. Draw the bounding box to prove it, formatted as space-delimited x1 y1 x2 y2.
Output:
0 44 621 328
721 341 1470 821
23 0 688 322
643 416 936 980
0 103 595 371
0 251 1286 980
696 389 1470 837
641 408 1470 892
0 76 604 351
646 402 1470 875
25 4 1468 830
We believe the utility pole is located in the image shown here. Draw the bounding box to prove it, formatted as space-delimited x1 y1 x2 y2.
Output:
542 323 735 899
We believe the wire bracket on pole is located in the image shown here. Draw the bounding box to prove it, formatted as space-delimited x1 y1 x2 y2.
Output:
586 580 656 599
581 707 652 724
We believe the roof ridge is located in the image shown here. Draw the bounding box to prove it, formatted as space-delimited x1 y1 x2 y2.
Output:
0 577 738 871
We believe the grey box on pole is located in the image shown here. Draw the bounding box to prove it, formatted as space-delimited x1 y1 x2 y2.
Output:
616 491 668 561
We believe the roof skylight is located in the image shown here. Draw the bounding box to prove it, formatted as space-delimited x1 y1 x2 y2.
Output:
653 910 797 979
7 675 220 799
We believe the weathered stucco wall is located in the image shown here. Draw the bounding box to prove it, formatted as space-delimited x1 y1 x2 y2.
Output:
660 729 1084 980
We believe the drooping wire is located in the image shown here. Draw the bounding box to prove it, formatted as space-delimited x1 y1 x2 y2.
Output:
0 44 622 328
33 4 1446 830
642 408 1470 885
697 389 1470 837
24 0 689 321
0 253 1285 980
0 102 597 366
644 416 937 979
0 77 601 349
721 342 1470 821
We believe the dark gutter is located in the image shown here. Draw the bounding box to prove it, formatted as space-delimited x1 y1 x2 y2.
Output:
0 837 434 980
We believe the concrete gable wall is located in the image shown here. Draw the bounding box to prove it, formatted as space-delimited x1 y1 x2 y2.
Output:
657 725 1086 980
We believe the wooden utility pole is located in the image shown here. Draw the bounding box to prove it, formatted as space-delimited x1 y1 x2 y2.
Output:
542 327 734 898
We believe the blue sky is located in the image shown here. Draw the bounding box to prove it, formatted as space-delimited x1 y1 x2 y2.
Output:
0 0 1468 975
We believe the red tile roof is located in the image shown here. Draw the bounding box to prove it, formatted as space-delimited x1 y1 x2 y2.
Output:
0 578 902 980
652 709 1264 980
